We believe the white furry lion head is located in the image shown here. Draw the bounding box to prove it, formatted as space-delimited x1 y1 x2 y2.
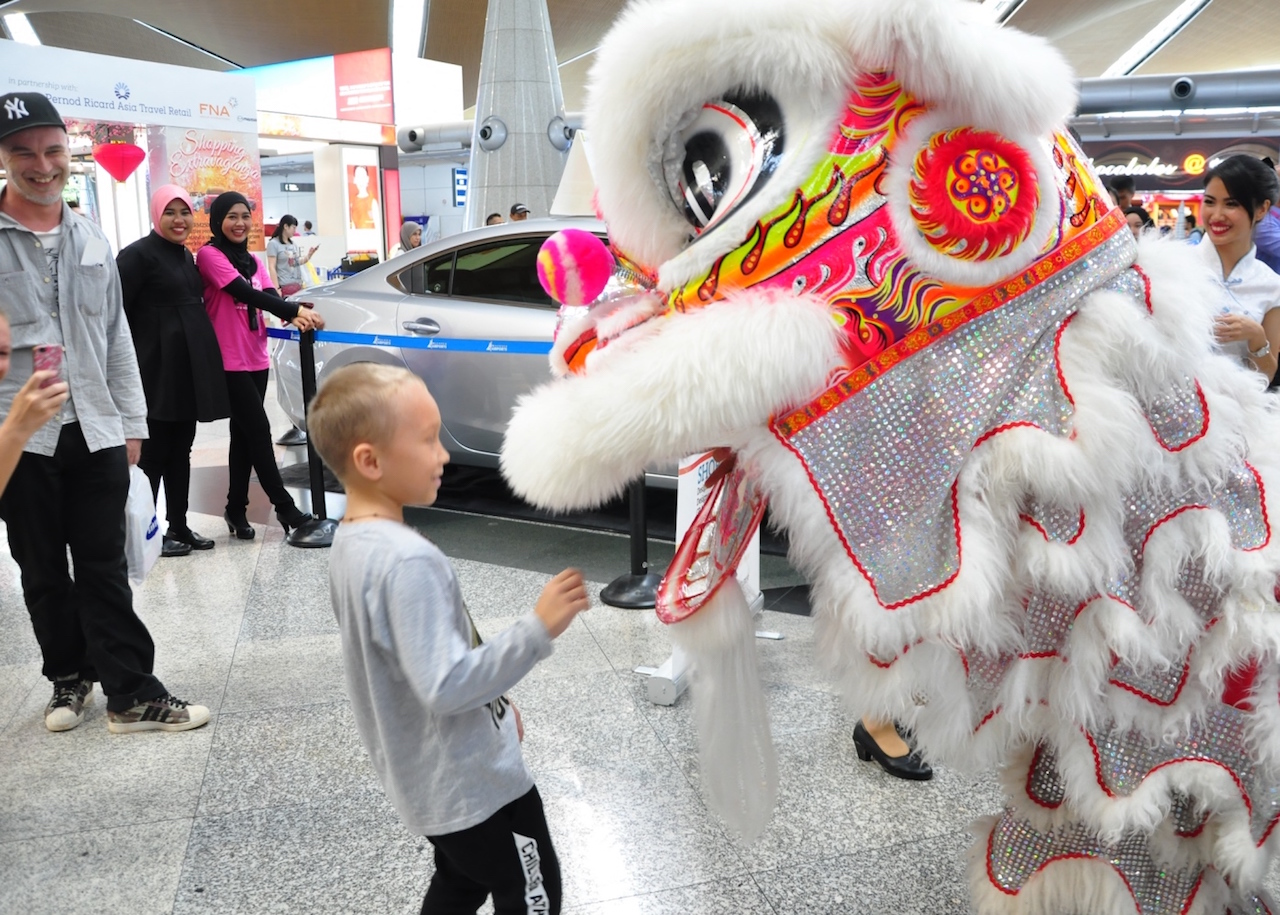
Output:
542 0 1113 379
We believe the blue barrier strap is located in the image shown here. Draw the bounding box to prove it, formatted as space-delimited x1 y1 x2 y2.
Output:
267 326 552 355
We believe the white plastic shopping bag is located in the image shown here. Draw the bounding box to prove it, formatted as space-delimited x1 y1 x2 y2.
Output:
124 465 161 585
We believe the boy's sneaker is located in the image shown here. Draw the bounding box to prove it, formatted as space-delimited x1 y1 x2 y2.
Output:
107 695 210 734
45 678 94 732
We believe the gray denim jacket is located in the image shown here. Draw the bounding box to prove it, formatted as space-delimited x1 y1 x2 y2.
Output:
0 195 148 456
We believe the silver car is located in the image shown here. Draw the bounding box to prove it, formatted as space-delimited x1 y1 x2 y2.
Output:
271 217 676 486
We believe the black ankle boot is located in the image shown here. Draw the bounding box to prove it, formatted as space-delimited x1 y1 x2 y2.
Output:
224 510 255 540
276 506 314 534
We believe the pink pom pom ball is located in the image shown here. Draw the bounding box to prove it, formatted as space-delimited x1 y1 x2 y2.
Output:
537 228 614 306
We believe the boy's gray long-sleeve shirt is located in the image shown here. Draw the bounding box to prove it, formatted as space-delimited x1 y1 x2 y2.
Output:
330 520 553 836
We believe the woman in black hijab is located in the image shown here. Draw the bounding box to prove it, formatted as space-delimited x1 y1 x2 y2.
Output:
195 192 324 540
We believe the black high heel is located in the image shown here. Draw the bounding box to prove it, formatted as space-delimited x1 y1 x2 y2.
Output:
224 510 255 540
276 507 314 534
852 721 933 781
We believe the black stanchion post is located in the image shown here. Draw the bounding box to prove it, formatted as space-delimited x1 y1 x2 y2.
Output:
286 328 339 548
599 477 663 608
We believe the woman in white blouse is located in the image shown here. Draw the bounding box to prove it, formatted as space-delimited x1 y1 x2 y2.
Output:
1200 155 1280 380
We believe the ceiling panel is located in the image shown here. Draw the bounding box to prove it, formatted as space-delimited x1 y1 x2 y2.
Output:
1006 0 1185 78
22 11 233 70
558 54 597 113
1136 0 1280 74
426 0 624 110
424 0 485 108
7 0 391 67
549 0 618 59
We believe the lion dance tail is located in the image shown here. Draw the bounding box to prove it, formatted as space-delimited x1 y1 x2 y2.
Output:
669 578 778 844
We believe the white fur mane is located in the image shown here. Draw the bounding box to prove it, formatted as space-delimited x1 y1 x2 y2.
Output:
586 0 1077 276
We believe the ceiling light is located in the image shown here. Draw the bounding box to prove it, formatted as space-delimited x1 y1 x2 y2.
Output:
3 13 40 45
1102 0 1213 77
392 0 426 58
558 48 597 68
132 20 241 67
1088 109 1184 119
981 0 1027 24
1182 106 1249 116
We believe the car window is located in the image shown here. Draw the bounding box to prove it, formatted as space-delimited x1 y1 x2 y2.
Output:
450 238 554 308
400 253 454 296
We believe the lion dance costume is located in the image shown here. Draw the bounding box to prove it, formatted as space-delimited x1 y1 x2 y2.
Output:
501 1 1280 911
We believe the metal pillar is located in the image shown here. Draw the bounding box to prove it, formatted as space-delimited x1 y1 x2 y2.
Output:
465 0 570 227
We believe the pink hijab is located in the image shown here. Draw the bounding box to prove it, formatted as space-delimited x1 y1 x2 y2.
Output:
149 184 194 230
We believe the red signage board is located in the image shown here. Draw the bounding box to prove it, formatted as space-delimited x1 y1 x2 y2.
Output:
333 48 394 125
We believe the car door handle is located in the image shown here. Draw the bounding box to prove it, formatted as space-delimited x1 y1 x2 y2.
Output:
401 319 441 336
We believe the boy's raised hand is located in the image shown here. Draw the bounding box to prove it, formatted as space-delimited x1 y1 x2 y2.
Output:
534 568 589 638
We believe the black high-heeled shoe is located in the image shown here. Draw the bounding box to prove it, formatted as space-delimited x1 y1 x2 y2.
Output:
167 526 215 550
852 721 933 781
276 507 314 534
224 510 255 540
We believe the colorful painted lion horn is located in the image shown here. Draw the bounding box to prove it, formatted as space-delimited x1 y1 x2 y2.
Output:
502 1 1280 911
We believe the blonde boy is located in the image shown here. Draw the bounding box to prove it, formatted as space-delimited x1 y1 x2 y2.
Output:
309 364 587 915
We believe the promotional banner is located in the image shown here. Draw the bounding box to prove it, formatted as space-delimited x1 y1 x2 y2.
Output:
0 39 257 134
247 49 393 126
341 146 381 256
334 49 393 124
346 164 379 229
2 39 262 252
148 125 265 252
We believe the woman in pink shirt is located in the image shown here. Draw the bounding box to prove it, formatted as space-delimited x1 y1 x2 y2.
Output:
196 192 324 539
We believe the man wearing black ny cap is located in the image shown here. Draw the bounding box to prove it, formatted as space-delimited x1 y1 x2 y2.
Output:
0 92 209 734
509 202 530 221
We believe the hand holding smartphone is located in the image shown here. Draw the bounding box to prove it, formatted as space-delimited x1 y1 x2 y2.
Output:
6 345 68 439
32 344 63 388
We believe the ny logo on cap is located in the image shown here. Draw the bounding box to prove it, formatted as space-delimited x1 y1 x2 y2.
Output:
4 98 29 120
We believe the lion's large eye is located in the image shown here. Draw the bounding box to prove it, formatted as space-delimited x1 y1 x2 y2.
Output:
662 90 784 232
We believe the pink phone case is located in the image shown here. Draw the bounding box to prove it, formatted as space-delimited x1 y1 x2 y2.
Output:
32 344 63 388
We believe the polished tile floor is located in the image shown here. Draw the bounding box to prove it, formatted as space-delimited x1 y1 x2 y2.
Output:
2 391 1279 914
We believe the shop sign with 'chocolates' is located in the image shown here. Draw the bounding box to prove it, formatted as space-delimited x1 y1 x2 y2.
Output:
1083 138 1279 190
